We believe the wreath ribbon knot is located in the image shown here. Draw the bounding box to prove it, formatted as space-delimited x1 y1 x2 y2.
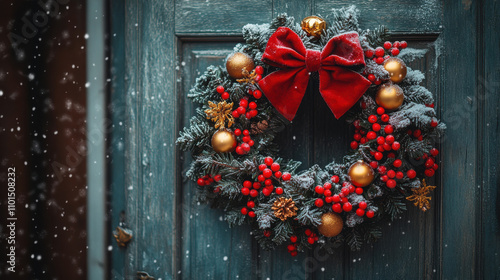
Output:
258 27 371 121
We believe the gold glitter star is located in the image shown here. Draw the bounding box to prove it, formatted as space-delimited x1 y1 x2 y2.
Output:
236 69 258 85
205 101 234 129
406 179 437 211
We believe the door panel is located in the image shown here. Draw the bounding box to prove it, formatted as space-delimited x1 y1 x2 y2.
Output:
110 0 500 279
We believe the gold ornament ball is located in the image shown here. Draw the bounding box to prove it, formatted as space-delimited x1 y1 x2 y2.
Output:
348 160 375 187
226 52 255 79
211 129 237 153
301 16 326 38
384 57 407 83
317 212 343 237
375 83 405 110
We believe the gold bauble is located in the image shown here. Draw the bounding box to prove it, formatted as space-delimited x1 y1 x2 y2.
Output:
301 16 326 38
375 83 405 110
226 52 255 79
348 160 375 187
384 57 407 83
211 129 237 153
317 212 343 237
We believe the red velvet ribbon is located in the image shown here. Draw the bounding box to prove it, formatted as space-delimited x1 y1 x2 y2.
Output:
258 27 371 120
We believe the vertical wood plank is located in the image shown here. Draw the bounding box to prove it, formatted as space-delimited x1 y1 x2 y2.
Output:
122 0 178 279
480 0 500 278
441 0 479 278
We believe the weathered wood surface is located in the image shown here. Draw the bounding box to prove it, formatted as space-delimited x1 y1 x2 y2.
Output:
110 0 500 279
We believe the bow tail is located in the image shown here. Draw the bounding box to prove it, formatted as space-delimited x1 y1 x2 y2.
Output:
319 67 372 119
258 68 310 121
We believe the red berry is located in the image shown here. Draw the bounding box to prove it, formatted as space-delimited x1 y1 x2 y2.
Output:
381 114 390 122
383 143 392 151
343 202 353 212
248 140 255 146
375 47 385 57
368 115 377 123
264 179 272 186
355 187 363 194
433 163 439 170
381 175 388 182
249 102 257 109
197 178 205 186
387 170 396 178
241 207 248 215
370 161 379 169
248 211 256 218
430 119 438 127
366 210 375 218
331 194 340 203
383 41 392 49
257 175 265 182
331 175 340 183
413 129 422 138
392 141 400 150
332 203 342 213
258 164 267 171
315 185 324 195
400 41 408 48
390 48 400 56
368 74 376 82
356 208 365 217
387 152 396 158
282 173 291 181
393 41 400 49
221 92 230 100
308 237 315 244
290 251 298 257
250 189 258 197
232 111 240 118
384 125 394 134
234 129 242 136
290 235 298 243
241 187 250 196
253 182 261 189
263 230 271 237
378 165 387 174
275 187 283 195
216 86 225 94
374 152 383 161
241 143 251 153
239 99 248 108
325 196 333 203
253 90 262 99
315 198 324 208
243 180 252 188
365 49 374 58
275 171 282 178
359 201 368 209
247 201 255 208
243 129 250 136
375 79 382 85
386 179 397 188
367 131 377 140
353 120 361 128
350 141 359 149
305 229 312 236
264 157 273 166
262 188 271 196
377 145 385 152
255 65 264 75
263 168 273 178
271 163 280 172
396 171 404 179
353 133 362 141
376 57 385 64
425 168 435 177
255 75 262 82
323 182 332 189
376 107 385 115
372 123 381 132
324 189 332 197
407 169 417 179
214 174 222 182
341 188 350 196
376 136 385 145
430 148 439 157
393 159 402 168
242 136 251 143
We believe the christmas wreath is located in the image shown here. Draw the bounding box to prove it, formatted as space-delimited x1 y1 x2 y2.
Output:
177 6 445 255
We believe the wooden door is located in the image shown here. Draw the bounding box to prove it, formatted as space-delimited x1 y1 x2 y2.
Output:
109 0 500 279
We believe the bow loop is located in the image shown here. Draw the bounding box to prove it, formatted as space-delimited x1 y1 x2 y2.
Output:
258 27 371 120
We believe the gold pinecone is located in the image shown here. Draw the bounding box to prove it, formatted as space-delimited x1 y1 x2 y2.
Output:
272 197 298 221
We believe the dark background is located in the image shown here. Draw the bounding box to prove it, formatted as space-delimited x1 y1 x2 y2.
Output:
0 1 87 279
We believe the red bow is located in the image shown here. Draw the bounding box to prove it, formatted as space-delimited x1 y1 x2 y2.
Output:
258 27 371 120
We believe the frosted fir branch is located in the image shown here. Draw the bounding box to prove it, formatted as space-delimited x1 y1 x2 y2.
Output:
346 227 363 251
402 68 426 85
296 205 322 226
176 116 213 151
271 221 293 244
403 85 435 105
225 208 247 227
188 66 229 104
364 60 390 80
389 103 435 130
345 212 364 227
360 25 389 49
255 202 276 229
398 48 428 63
322 5 360 39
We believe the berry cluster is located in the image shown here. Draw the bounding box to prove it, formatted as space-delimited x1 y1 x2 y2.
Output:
216 85 230 100
196 174 221 186
365 40 408 65
287 235 299 256
232 98 258 119
234 129 254 155
350 107 396 156
240 200 256 218
305 229 319 245
253 65 264 82
240 157 290 199
313 176 375 218
421 148 439 177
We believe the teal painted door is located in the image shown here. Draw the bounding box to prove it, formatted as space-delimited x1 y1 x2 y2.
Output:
109 0 500 279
